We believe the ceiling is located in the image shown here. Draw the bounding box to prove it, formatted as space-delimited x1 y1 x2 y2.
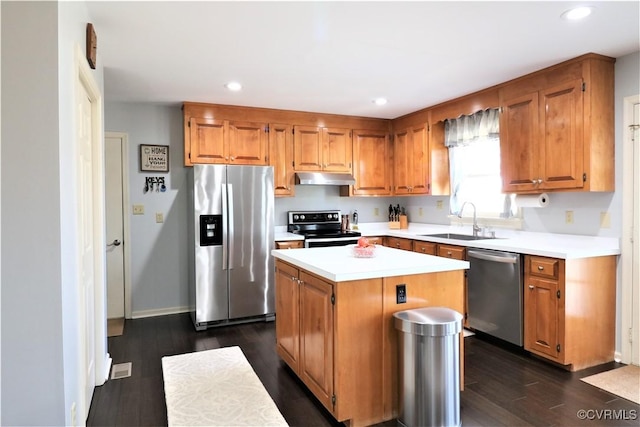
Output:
85 1 640 120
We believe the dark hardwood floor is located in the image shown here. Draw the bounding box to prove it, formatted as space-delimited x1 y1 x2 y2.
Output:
88 313 639 426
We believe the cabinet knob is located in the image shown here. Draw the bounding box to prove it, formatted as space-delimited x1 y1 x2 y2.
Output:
447 251 452 256
286 186 290 190
538 265 544 271
529 285 534 289
537 178 543 184
225 156 229 160
396 243 400 247
230 156 235 161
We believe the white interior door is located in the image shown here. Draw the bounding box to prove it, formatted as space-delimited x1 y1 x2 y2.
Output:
77 74 96 419
105 135 126 319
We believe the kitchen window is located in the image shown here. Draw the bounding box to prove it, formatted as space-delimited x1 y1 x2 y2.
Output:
444 108 519 225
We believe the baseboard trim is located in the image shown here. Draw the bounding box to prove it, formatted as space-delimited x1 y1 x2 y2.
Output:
100 354 112 385
614 350 624 364
131 306 191 319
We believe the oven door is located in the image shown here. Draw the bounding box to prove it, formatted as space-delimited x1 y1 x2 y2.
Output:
305 237 360 248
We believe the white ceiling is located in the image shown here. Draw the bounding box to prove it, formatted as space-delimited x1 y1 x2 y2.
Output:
85 1 640 119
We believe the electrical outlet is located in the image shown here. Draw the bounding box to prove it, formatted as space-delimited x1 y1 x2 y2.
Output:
565 210 574 224
133 204 144 215
418 207 423 216
396 284 407 304
600 212 611 228
436 200 443 210
374 207 379 216
156 213 164 223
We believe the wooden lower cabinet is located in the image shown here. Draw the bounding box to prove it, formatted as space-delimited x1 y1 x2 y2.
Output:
365 235 384 246
523 255 616 371
275 260 466 426
412 240 437 255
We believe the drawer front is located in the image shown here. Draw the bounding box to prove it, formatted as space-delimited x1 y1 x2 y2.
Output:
385 237 413 251
529 256 559 279
276 240 304 249
413 240 437 255
365 236 384 246
437 244 466 260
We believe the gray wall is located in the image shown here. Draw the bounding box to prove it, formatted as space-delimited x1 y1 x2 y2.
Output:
1 1 105 425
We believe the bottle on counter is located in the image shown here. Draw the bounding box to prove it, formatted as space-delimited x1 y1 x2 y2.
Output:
352 210 358 225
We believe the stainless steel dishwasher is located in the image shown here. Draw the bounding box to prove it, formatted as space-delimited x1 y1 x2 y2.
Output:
467 248 523 346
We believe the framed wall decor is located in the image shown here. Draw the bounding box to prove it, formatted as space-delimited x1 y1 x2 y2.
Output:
140 144 170 172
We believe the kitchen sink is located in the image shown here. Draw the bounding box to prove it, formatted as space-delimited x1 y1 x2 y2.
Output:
419 232 498 241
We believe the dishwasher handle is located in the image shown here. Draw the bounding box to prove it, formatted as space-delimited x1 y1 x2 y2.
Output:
468 249 518 264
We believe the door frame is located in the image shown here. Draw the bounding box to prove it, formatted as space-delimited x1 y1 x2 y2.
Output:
74 43 110 416
105 132 133 319
621 94 639 365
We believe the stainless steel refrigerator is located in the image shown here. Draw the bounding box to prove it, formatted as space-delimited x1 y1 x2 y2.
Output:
187 164 275 330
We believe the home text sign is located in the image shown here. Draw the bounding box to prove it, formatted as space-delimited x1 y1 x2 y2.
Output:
140 144 169 172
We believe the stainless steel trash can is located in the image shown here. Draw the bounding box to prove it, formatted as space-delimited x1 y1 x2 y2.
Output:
393 307 463 427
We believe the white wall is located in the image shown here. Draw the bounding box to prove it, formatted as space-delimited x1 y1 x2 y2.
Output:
1 1 105 425
104 102 190 316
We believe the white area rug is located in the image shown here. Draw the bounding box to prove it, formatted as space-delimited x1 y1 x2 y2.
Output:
162 346 288 426
581 365 640 404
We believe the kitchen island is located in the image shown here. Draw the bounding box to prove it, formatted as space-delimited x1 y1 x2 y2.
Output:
271 245 469 427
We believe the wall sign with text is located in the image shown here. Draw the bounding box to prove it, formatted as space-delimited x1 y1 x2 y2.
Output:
140 144 169 172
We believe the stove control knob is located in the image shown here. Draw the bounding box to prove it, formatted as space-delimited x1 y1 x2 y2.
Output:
333 213 338 219
300 215 305 220
293 215 299 220
327 214 332 219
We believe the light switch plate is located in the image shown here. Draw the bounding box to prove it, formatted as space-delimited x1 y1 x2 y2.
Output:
156 213 164 223
133 204 144 215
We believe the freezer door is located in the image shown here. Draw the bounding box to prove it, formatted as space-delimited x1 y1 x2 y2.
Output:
193 165 228 324
226 165 275 319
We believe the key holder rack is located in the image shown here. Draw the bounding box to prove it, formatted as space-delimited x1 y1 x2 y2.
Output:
144 176 166 193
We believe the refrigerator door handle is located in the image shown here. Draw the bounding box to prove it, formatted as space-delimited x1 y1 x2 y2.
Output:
227 183 235 269
222 184 228 270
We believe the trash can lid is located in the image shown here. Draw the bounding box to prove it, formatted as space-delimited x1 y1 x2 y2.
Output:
393 307 463 336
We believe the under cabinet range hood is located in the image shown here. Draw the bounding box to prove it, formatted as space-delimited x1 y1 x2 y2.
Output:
295 172 356 186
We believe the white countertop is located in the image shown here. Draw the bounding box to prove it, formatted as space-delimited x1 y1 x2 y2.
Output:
274 222 620 259
272 245 469 282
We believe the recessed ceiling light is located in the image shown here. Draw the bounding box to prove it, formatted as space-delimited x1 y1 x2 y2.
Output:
373 97 388 106
225 81 242 91
561 6 593 20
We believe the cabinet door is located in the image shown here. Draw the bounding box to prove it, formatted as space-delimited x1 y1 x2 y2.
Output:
413 240 436 255
351 130 391 196
269 123 295 196
275 262 300 371
500 92 539 192
189 118 228 164
524 276 560 359
299 272 334 411
228 121 267 165
322 127 352 172
393 129 411 195
409 125 429 194
539 79 584 190
294 126 323 171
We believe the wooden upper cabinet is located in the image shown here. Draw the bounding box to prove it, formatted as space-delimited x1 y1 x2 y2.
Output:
294 126 323 170
228 121 268 165
500 92 539 191
189 118 228 164
428 121 450 196
269 123 295 197
500 55 614 193
393 124 429 195
322 127 352 172
350 129 391 196
294 126 352 172
186 117 267 166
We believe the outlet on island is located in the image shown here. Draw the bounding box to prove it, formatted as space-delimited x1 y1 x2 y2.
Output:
396 284 407 304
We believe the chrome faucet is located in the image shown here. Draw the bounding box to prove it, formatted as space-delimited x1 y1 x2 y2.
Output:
458 201 481 237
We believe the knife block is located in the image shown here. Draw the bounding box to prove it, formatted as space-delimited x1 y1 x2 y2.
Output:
399 215 408 229
388 221 400 229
